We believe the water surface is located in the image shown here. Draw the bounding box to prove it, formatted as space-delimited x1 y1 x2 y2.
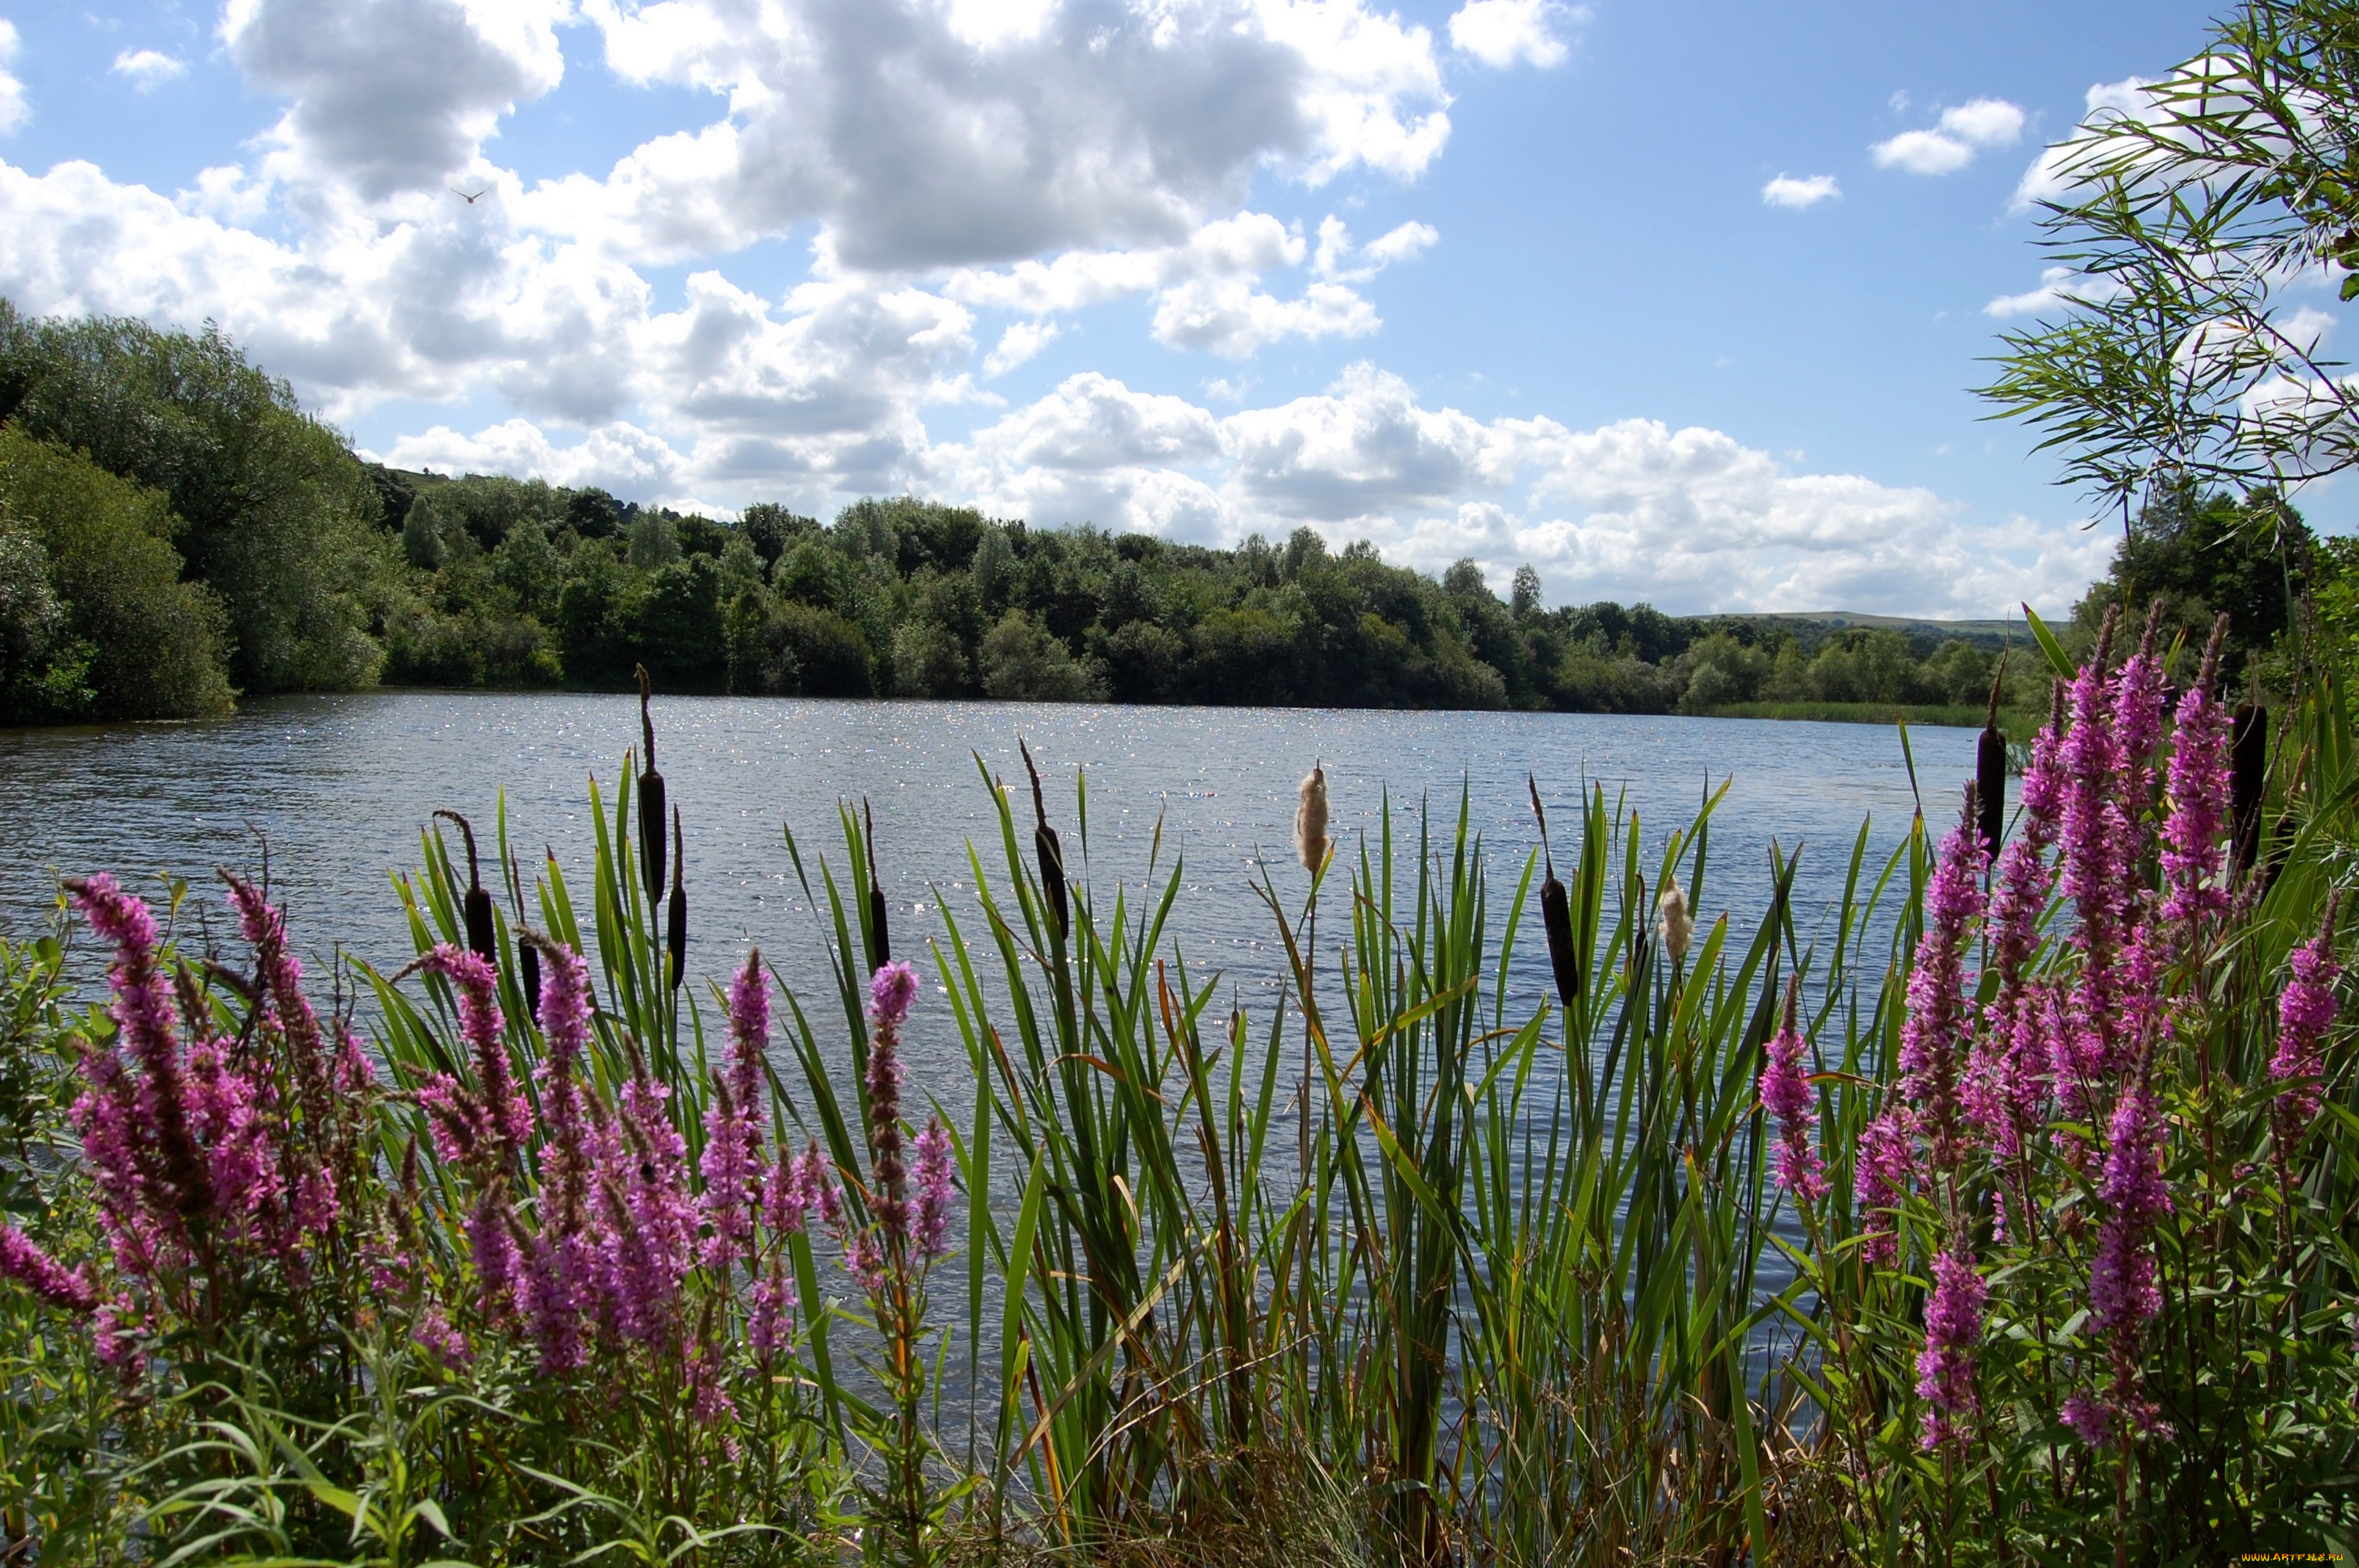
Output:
0 694 1974 1097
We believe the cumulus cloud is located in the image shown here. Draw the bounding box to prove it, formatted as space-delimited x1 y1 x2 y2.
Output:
1761 172 1838 209
1313 215 1437 280
220 0 569 198
0 20 26 133
547 0 1451 271
1872 96 2025 176
985 319 1062 376
1447 0 1578 69
2012 77 2155 210
111 49 188 90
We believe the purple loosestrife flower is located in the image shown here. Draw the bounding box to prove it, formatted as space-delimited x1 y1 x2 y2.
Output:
225 875 336 1215
0 1223 96 1313
67 874 210 1260
422 947 529 1167
2161 620 2233 935
1858 1108 1915 1267
2085 1061 2172 1445
1758 981 1826 1203
1971 688 2066 1158
1902 796 1987 1174
702 952 772 1272
93 1297 147 1377
2270 914 2342 1151
749 1266 796 1359
414 1305 472 1368
914 1116 955 1259
603 1061 696 1345
865 961 919 1243
802 1142 843 1233
1916 1249 1986 1450
467 1190 521 1323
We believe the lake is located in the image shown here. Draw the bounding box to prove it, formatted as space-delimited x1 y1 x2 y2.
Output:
0 693 1975 1105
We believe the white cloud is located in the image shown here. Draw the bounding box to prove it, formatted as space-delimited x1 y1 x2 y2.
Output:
1984 265 2075 318
1873 96 2025 176
220 0 569 198
1151 275 1379 357
1313 214 1438 279
111 49 189 89
984 319 1061 376
2012 77 2156 210
1447 0 1577 70
0 20 25 134
1761 172 1839 209
551 0 1452 271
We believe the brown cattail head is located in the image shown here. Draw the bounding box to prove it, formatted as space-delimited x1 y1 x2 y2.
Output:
1976 661 2007 866
1656 874 1692 967
1529 775 1580 1007
436 809 498 967
862 797 890 972
511 853 543 1022
1295 763 1330 874
635 665 667 909
1020 739 1069 943
2232 702 2267 873
667 806 688 993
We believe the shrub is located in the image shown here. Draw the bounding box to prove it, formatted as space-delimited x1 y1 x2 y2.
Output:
979 609 1105 702
0 430 232 720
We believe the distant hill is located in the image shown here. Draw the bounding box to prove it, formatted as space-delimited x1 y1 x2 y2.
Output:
1717 611 2030 651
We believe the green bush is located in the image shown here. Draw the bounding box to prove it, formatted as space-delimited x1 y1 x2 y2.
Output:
0 429 231 720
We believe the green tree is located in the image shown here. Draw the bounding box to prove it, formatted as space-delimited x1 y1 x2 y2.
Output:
0 429 232 719
980 610 1107 702
2 306 386 693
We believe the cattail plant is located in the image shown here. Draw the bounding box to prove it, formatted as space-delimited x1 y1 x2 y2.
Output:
667 806 688 993
635 663 667 908
863 797 890 971
434 809 498 967
1528 774 1581 1008
1019 739 1067 943
508 853 542 1022
1976 660 2008 864
1655 872 1692 967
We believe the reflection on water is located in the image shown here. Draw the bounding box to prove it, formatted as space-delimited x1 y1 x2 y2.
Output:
0 692 1973 1098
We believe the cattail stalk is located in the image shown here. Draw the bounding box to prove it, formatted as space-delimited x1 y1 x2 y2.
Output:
667 807 688 993
635 665 666 909
1020 740 1068 944
1976 659 2008 866
1528 775 1580 1008
863 798 890 971
435 810 497 967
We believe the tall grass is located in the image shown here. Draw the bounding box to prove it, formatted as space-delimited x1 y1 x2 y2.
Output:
2 626 2355 1563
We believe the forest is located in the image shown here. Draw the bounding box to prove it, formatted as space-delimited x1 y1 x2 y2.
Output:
0 298 2323 728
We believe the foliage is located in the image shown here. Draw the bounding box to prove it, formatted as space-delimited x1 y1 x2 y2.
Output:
0 428 233 721
0 618 2353 1563
1979 0 2359 513
0 301 389 695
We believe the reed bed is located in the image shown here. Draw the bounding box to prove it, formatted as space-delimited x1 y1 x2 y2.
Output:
1 611 2354 1565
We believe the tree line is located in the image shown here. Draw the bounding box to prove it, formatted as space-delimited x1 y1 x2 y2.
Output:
0 302 2314 725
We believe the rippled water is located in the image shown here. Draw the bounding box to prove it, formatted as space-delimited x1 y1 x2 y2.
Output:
0 693 1974 1097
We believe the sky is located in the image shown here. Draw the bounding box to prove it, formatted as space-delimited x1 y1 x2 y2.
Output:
0 0 2322 618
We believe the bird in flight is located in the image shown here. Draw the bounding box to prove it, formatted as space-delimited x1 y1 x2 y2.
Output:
451 187 489 204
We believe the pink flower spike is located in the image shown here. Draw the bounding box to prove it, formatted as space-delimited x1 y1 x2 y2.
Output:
914 1116 956 1259
2270 917 2342 1152
0 1223 96 1314
870 960 920 1029
1758 984 1826 1203
1917 1248 1986 1450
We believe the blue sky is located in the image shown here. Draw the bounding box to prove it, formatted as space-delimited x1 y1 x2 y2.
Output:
0 0 2310 615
